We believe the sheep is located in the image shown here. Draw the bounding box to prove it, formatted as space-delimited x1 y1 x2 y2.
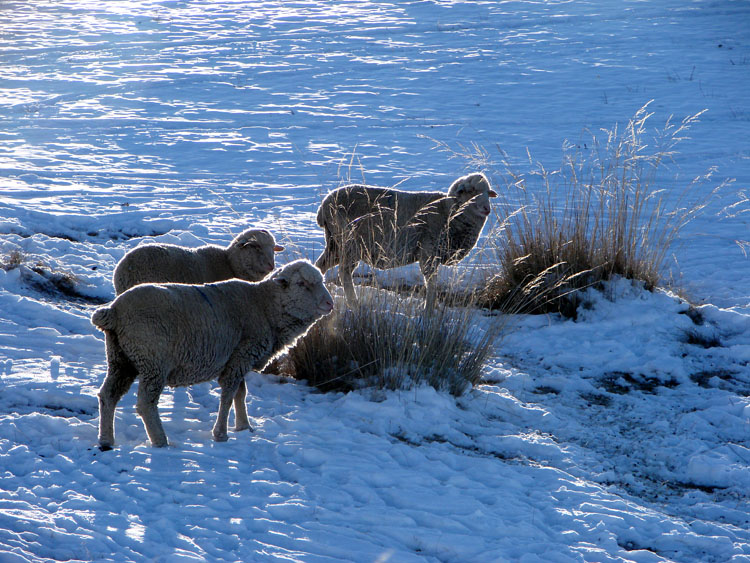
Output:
113 228 284 294
92 260 333 449
315 173 497 307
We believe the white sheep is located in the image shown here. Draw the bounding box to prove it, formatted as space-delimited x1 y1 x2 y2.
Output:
113 228 284 294
92 260 333 449
315 173 497 306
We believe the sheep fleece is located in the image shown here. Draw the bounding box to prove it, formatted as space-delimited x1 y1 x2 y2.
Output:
92 260 332 447
113 228 281 294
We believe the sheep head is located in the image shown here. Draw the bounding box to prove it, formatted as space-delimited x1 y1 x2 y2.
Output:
228 228 284 281
447 173 497 219
271 260 334 321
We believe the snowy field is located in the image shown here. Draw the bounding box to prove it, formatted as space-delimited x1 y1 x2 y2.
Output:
1 1 749 561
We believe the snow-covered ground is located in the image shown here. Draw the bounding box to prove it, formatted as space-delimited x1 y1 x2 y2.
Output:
1 1 749 561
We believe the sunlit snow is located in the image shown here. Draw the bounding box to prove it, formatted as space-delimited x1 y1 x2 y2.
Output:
0 1 748 562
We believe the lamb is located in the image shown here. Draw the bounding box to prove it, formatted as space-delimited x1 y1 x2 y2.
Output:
113 228 284 294
315 173 497 306
92 260 333 449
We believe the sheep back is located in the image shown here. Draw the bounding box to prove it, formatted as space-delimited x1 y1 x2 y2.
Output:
113 244 234 295
112 229 282 294
317 185 445 235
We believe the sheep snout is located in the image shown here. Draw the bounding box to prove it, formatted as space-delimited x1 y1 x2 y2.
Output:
319 296 334 314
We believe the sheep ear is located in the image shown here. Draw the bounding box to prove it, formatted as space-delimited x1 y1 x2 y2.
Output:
274 245 285 252
273 275 290 289
489 189 498 198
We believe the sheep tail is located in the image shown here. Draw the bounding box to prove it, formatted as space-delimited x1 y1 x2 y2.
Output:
91 306 117 331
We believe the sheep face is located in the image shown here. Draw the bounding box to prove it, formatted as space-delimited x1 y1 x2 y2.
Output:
229 229 284 281
271 261 334 320
448 173 497 219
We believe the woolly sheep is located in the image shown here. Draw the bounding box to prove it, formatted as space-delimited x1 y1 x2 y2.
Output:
113 228 284 294
92 260 333 449
315 173 497 306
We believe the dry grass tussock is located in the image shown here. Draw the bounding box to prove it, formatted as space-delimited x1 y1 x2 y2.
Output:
434 103 727 316
0 249 97 302
269 282 497 396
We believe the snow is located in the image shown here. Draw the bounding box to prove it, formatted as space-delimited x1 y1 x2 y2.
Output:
1 0 749 561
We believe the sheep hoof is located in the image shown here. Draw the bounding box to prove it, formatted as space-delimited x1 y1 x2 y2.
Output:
98 442 113 452
213 432 229 442
234 422 253 432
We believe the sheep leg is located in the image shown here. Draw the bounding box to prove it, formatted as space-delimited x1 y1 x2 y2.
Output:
98 332 137 450
419 260 439 312
314 235 339 274
214 354 251 442
135 369 168 447
232 378 253 432
425 276 439 312
314 251 329 274
339 261 358 306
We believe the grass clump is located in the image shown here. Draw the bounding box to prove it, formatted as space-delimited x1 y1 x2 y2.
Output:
270 285 496 397
1 249 90 301
476 103 725 315
1 250 24 270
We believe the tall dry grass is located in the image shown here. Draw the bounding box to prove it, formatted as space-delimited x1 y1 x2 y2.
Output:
472 103 725 315
271 283 496 396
